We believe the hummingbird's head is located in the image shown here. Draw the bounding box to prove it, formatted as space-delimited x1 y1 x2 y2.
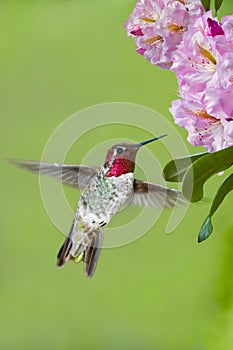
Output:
105 134 167 177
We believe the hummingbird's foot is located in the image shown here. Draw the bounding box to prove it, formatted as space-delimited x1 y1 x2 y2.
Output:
73 251 84 264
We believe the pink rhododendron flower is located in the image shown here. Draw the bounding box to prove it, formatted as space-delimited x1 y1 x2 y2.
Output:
170 99 233 152
170 11 233 151
125 0 204 69
125 0 164 37
171 11 227 101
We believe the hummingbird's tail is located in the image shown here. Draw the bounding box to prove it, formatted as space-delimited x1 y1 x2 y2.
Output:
83 231 104 278
57 218 76 268
57 224 104 278
57 236 73 267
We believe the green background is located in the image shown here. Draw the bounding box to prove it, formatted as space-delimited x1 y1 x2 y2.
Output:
1 1 233 349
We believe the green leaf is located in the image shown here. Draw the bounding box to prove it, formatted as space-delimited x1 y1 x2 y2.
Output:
182 146 233 202
163 152 207 182
209 173 233 217
198 217 213 243
198 173 233 242
215 0 224 12
201 0 211 11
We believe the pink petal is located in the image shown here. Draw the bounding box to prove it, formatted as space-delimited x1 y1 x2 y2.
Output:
130 25 143 37
205 18 224 37
136 47 146 55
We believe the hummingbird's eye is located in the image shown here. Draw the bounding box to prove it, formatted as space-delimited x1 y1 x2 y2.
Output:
116 147 124 154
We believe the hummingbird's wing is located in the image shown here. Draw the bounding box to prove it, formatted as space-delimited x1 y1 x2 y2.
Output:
132 179 187 208
9 159 99 189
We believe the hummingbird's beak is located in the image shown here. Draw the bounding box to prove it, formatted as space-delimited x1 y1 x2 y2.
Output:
140 134 168 146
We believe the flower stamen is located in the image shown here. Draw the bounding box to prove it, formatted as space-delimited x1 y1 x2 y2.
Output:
167 24 186 32
139 16 156 23
197 43 217 65
143 35 163 45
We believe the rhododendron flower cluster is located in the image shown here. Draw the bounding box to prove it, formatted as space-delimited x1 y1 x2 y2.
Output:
126 0 233 152
171 12 233 152
125 0 204 69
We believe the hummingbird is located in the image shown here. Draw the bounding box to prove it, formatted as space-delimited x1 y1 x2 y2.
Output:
10 135 185 278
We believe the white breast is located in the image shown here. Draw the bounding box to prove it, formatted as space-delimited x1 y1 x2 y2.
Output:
79 172 134 227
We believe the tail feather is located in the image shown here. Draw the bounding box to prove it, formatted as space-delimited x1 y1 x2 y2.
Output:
57 237 72 267
57 219 76 268
83 231 104 278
